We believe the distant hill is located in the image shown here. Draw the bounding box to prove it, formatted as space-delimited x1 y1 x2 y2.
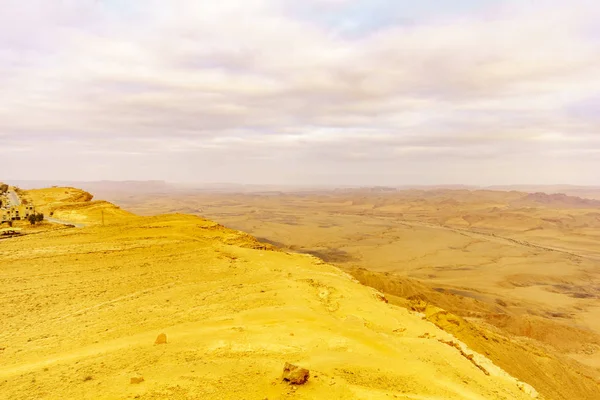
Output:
512 192 600 208
488 185 600 200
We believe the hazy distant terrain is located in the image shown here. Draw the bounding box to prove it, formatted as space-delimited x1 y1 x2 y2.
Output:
488 185 600 200
12 180 600 198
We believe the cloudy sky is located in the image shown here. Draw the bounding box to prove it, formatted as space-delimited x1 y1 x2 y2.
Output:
2 0 599 185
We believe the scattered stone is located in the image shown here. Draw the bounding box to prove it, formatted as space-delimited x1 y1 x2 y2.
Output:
130 376 145 384
282 362 310 385
155 333 167 345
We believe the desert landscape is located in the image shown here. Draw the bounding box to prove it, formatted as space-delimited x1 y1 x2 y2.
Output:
3 1 600 399
0 185 555 399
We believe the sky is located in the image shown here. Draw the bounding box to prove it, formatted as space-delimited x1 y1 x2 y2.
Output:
1 0 600 186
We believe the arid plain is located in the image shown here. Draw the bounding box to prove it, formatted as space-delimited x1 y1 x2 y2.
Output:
92 184 600 399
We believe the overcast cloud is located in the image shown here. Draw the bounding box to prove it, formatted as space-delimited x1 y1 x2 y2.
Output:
1 0 599 185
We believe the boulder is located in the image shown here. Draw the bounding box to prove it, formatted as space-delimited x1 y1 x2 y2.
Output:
282 362 309 385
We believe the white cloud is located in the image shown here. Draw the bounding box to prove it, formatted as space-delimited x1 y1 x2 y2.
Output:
1 0 599 184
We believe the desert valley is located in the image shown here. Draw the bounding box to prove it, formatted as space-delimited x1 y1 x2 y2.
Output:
1 182 599 399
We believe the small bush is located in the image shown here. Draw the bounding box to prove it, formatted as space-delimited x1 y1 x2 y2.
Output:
28 213 44 225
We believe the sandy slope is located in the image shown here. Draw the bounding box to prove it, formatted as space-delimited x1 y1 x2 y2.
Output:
0 191 536 399
350 269 600 400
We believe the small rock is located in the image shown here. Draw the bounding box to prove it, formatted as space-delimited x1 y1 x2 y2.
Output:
282 362 310 385
374 292 388 303
155 333 167 345
130 376 145 384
